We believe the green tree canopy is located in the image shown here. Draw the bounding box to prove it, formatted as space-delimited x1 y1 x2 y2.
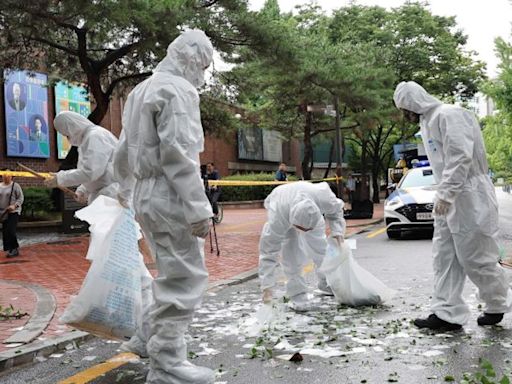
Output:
0 0 275 123
482 37 512 181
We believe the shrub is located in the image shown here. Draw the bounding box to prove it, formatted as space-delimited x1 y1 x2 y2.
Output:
219 173 297 202
21 187 54 219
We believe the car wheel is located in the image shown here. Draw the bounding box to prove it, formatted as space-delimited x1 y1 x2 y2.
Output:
387 229 401 239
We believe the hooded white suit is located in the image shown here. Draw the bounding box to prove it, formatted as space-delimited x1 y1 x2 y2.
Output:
113 30 214 383
259 181 346 308
54 111 119 204
394 81 512 325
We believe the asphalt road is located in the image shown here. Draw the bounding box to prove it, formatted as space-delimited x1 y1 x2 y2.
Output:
3 189 512 384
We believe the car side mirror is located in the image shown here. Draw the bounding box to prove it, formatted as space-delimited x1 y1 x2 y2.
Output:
387 183 397 192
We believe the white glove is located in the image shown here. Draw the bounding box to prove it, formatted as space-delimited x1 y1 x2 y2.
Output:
74 191 88 204
262 288 273 303
332 235 344 246
191 219 210 238
44 174 58 188
117 193 130 208
434 198 451 216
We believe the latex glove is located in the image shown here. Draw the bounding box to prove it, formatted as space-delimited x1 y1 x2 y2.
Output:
117 193 130 208
44 174 58 188
74 191 88 204
262 288 273 303
434 198 451 216
191 219 210 238
333 235 344 246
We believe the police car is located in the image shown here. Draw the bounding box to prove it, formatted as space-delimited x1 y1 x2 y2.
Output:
385 166 436 239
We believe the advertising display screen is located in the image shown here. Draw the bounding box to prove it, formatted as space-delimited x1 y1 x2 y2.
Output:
262 130 283 162
238 127 283 162
55 81 91 159
3 70 50 158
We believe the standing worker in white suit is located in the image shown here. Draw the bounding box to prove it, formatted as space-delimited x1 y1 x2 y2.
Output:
393 81 512 330
259 181 346 311
44 111 119 204
114 30 214 384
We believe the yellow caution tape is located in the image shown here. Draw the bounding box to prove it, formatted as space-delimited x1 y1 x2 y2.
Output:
0 170 53 178
0 171 341 187
208 177 340 187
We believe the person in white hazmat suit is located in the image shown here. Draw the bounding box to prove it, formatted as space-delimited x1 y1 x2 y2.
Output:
259 181 346 311
44 111 119 204
394 81 512 330
113 30 215 384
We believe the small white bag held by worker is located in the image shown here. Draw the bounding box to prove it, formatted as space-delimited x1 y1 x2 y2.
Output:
61 196 151 341
320 238 394 306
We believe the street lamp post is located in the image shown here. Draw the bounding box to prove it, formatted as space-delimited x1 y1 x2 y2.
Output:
334 95 343 198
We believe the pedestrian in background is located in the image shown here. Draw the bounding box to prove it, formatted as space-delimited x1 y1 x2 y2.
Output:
275 162 288 182
206 162 222 217
346 174 356 204
1 170 24 258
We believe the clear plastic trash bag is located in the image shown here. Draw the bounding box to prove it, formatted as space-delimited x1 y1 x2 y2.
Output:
320 238 395 306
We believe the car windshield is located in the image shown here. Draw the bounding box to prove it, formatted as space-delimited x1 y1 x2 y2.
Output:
399 169 436 188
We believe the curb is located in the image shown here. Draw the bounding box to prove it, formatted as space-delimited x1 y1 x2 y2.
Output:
347 217 384 228
0 218 384 374
2 280 56 344
0 331 93 372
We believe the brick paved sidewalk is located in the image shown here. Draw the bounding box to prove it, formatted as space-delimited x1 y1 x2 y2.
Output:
0 204 383 353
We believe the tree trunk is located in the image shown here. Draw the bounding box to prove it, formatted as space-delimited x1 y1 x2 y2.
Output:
359 137 370 201
371 161 381 203
323 137 335 179
301 111 313 180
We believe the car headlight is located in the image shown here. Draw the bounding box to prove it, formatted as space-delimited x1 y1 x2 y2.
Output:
386 196 403 207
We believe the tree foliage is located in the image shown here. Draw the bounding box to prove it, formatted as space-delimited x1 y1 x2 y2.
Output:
0 0 274 123
228 1 485 197
482 37 512 181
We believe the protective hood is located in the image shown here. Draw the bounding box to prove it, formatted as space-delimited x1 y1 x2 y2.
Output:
289 198 322 230
393 81 442 115
154 29 213 88
54 111 95 146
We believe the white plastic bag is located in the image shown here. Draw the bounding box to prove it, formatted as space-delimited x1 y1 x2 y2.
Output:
320 238 395 306
61 196 152 341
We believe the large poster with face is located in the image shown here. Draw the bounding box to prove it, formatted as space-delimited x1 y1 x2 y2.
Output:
3 70 50 158
55 81 91 159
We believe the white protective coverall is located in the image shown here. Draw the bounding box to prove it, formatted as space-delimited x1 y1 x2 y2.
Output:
54 111 119 204
394 81 512 325
259 181 346 307
113 30 214 384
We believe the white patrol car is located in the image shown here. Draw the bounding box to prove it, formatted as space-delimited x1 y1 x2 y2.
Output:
385 166 436 239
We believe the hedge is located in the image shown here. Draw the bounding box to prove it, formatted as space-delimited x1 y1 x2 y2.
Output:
219 173 297 202
20 187 55 219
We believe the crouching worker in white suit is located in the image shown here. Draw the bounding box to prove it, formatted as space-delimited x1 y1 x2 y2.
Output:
44 111 119 204
113 30 215 384
394 81 512 331
259 181 346 311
